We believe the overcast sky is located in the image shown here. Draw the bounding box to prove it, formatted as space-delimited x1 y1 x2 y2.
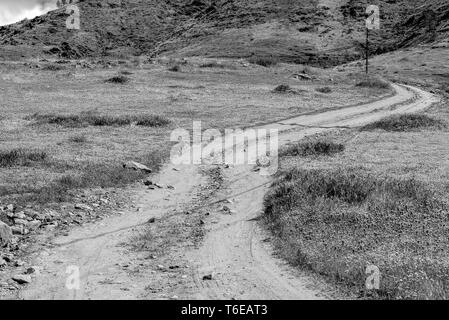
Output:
0 0 56 26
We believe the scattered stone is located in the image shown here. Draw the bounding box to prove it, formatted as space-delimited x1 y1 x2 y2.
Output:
27 220 41 230
0 221 12 245
0 258 6 267
144 179 154 186
25 266 40 275
12 274 32 284
148 217 156 224
167 185 175 190
202 274 213 281
200 220 205 225
15 260 25 267
75 204 93 211
13 212 27 220
5 204 14 212
11 225 25 235
14 219 28 226
172 168 179 171
123 161 152 173
157 265 165 271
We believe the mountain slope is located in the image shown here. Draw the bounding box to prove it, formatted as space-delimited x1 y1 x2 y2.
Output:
0 0 447 65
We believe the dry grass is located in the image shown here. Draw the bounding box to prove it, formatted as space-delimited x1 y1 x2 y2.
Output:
264 167 448 299
0 60 390 208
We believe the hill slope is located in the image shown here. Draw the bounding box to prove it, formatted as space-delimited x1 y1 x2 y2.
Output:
0 0 447 65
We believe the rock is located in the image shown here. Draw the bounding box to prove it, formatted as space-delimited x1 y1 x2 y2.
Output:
167 185 175 190
156 265 165 271
27 220 41 231
123 161 152 173
12 274 32 284
75 204 93 211
291 73 313 80
0 258 6 267
14 219 28 226
5 204 14 212
25 266 40 275
15 260 25 267
13 212 27 220
148 217 156 224
200 220 205 225
202 274 213 281
0 221 12 245
143 179 154 186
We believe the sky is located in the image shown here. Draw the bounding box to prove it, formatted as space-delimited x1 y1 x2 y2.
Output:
0 0 57 26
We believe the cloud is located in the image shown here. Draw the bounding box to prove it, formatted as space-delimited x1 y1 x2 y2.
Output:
0 0 57 26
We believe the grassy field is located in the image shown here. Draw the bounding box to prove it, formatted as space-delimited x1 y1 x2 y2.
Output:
263 100 449 299
0 58 390 212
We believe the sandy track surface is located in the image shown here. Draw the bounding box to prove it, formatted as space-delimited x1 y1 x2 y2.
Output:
14 83 438 300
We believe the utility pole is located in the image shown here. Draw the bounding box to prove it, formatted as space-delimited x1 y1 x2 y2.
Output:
365 5 380 75
366 27 369 74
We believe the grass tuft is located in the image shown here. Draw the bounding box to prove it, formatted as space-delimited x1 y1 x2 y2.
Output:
248 56 278 67
26 112 171 128
0 148 49 167
280 140 345 157
168 65 182 72
356 77 391 89
360 114 446 132
68 134 88 143
316 86 332 93
199 62 227 69
105 75 130 84
273 84 292 93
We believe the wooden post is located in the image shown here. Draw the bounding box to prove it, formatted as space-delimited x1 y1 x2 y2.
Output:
366 27 369 74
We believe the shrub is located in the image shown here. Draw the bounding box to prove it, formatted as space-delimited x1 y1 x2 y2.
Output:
0 148 48 167
168 65 181 72
315 86 332 93
200 62 227 69
263 168 447 299
105 75 130 84
68 134 88 143
27 113 171 128
272 84 292 93
360 114 446 132
135 115 171 127
356 77 391 89
248 56 278 67
280 140 345 157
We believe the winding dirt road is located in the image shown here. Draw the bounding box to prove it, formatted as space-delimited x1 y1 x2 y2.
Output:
14 83 438 300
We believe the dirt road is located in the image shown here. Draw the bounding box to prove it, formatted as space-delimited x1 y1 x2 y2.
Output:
14 83 438 300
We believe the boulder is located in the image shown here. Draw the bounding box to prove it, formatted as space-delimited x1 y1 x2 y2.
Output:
12 274 32 284
123 161 152 173
0 221 12 246
75 203 93 211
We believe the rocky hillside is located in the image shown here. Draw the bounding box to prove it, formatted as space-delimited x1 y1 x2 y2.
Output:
0 0 448 65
